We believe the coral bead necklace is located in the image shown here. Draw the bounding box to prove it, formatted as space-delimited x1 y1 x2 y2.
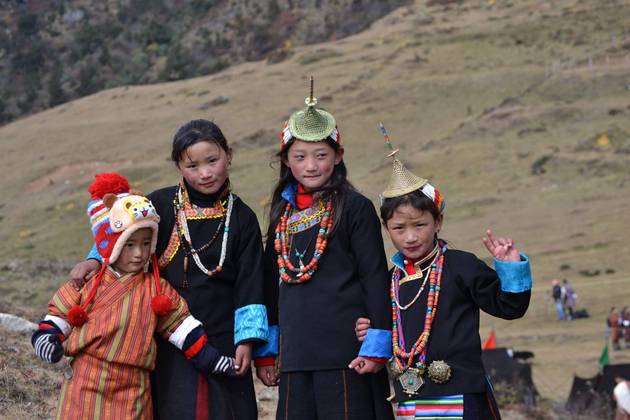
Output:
275 197 334 284
391 249 444 372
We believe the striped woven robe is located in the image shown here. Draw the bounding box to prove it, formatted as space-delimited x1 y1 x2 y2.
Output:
47 267 190 420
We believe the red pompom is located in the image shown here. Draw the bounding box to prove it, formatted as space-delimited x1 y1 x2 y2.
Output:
151 294 173 316
88 173 130 199
67 305 89 327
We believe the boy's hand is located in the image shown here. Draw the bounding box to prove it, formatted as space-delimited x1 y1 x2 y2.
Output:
348 356 384 374
33 333 64 364
482 229 520 262
256 365 279 386
234 342 252 376
355 317 371 342
211 356 237 376
68 260 101 290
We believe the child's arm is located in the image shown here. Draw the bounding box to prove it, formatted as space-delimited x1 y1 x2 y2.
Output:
470 229 532 319
67 246 102 290
348 196 392 373
231 208 270 376
31 283 79 363
155 277 237 376
253 233 280 386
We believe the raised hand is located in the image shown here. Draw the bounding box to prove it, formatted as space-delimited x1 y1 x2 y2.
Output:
482 229 520 262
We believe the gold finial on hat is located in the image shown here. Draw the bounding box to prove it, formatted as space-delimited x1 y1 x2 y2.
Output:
305 75 317 107
379 122 429 198
287 76 336 142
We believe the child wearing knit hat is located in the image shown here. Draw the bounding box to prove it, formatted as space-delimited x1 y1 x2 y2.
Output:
31 173 236 420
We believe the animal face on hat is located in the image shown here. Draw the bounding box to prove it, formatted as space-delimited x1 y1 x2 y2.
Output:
86 173 160 264
91 194 160 265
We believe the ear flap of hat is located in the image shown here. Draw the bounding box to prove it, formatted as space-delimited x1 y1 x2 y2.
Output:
103 193 118 208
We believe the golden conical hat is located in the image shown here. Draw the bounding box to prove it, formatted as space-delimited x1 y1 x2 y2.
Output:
382 151 429 198
288 96 336 142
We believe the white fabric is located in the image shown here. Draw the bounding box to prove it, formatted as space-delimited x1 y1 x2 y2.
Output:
615 381 630 414
168 315 202 350
422 183 436 201
44 314 71 336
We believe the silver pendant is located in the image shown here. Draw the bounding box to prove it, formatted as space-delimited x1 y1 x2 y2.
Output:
387 357 404 379
399 367 424 396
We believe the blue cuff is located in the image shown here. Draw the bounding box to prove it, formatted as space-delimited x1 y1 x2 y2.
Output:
494 253 532 293
234 304 269 345
86 244 102 262
253 325 279 358
358 328 392 359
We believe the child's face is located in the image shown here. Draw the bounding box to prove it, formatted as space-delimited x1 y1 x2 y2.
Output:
114 228 153 274
385 204 442 261
284 140 343 191
177 141 231 195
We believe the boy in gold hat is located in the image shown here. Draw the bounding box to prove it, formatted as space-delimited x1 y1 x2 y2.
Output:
355 127 532 419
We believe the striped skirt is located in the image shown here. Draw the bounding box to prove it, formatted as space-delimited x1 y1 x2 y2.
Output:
56 353 152 420
396 395 464 420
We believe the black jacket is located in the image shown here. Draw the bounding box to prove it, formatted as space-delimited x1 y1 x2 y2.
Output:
263 189 392 372
392 249 530 400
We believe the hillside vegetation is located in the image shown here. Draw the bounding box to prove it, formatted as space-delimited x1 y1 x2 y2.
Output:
1 0 630 418
0 0 406 123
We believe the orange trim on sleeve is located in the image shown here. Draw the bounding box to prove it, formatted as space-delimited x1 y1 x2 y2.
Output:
254 357 276 367
184 335 208 359
365 357 388 365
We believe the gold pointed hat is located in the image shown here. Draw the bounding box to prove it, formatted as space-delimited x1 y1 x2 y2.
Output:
383 153 429 198
283 77 338 147
379 123 445 212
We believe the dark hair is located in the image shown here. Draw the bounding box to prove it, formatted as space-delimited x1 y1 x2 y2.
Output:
171 119 231 163
266 137 353 239
380 190 441 225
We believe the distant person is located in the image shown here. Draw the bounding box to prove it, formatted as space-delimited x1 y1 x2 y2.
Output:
561 279 577 320
608 307 622 351
551 279 564 320
614 377 630 420
622 306 630 349
31 174 235 419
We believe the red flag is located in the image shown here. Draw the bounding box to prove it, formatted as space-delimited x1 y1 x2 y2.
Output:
482 329 496 350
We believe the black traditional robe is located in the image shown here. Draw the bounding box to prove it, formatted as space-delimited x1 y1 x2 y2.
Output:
391 247 531 403
263 186 394 419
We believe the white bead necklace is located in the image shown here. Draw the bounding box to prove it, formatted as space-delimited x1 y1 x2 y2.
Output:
395 250 439 311
177 188 234 277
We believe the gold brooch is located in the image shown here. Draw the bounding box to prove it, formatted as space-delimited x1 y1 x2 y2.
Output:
427 360 451 384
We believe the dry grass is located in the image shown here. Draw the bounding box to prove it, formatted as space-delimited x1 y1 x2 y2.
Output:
1 0 630 418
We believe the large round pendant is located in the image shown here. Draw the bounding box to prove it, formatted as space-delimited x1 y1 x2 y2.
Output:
427 360 452 384
399 367 424 396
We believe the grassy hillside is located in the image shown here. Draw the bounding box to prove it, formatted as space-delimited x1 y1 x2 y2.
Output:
1 0 630 417
0 0 405 123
